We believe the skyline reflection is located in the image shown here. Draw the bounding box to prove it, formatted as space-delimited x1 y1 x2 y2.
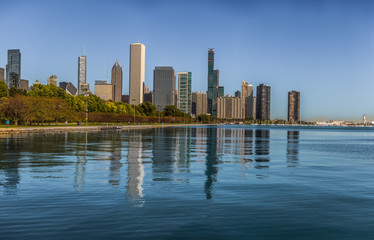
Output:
0 127 304 199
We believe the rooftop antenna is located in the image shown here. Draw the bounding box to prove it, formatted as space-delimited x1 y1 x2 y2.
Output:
83 46 86 56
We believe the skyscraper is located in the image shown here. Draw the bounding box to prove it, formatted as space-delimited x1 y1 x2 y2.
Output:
256 84 271 121
288 90 300 123
153 66 175 111
111 61 123 102
234 90 241 98
129 43 145 105
241 81 253 119
177 72 192 114
217 95 241 119
47 75 58 86
192 91 208 116
0 68 4 81
207 49 220 116
6 49 21 88
78 55 87 95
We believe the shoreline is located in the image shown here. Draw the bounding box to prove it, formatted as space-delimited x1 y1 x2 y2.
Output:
0 124 210 135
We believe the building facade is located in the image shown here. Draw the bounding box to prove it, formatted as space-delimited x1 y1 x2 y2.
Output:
78 55 87 95
234 90 241 98
6 49 21 88
177 72 192 114
144 91 153 103
19 79 29 91
111 61 123 102
0 68 4 81
192 91 208 116
153 66 175 111
47 75 58 86
241 81 254 119
95 80 113 101
256 84 271 121
217 95 241 119
288 90 300 123
129 43 145 105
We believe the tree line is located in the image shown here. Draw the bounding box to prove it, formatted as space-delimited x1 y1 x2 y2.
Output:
0 81 193 125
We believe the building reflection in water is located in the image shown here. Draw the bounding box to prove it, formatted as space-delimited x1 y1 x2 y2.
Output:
254 129 270 169
152 128 175 182
205 127 218 200
75 132 88 191
0 137 21 195
108 133 122 187
287 131 300 167
126 130 145 202
242 129 254 163
175 128 191 178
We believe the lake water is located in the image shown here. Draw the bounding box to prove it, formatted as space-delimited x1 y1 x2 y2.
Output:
1 126 374 239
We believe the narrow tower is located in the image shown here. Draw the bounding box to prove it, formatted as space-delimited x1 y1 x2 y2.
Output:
129 43 145 105
111 61 123 102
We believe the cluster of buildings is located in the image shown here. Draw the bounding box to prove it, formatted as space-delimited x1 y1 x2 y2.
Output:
1 45 301 122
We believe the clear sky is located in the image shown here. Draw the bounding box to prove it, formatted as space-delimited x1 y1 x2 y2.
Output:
0 0 373 121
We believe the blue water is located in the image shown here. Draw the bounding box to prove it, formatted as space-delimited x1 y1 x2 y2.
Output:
1 126 374 239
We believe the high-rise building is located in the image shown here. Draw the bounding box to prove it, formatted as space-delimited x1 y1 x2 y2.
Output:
129 43 145 105
173 90 178 107
234 90 241 98
80 83 90 95
0 68 4 81
111 61 122 102
143 84 150 94
288 90 300 123
47 75 58 86
256 84 271 121
252 96 256 119
207 49 222 117
192 91 208 116
144 91 153 103
218 86 224 98
95 80 113 101
78 55 87 95
6 49 21 88
177 72 192 114
217 95 241 119
19 79 29 91
153 66 175 111
241 81 253 119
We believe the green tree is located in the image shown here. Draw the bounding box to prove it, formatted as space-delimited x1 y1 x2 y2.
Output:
28 84 68 99
0 81 9 98
9 87 27 97
163 105 182 117
198 114 213 124
137 101 157 116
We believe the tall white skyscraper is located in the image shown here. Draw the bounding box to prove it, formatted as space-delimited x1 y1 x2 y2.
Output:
129 43 145 105
78 55 87 95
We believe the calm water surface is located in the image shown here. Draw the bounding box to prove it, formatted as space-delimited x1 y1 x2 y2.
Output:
1 126 374 239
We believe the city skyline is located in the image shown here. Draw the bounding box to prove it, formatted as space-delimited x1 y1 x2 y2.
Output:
0 0 373 121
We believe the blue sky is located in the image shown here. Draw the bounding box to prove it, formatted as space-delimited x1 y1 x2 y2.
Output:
0 0 373 121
